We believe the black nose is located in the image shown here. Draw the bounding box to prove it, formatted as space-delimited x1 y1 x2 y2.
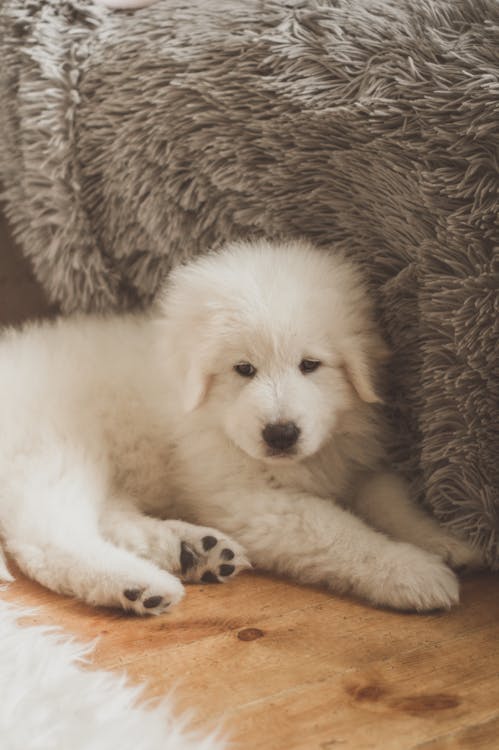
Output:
262 422 300 452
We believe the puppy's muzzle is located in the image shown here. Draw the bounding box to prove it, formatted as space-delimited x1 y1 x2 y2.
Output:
262 422 300 453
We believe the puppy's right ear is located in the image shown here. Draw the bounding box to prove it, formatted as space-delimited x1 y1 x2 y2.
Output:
183 360 213 413
156 269 221 412
180 318 220 412
152 312 213 412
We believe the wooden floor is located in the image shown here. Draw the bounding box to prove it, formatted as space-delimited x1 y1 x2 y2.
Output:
1 568 498 750
1 209 498 749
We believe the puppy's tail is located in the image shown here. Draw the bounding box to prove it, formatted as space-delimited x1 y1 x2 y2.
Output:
0 543 14 583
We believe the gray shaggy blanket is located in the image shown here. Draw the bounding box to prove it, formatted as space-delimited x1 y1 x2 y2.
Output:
1 0 498 565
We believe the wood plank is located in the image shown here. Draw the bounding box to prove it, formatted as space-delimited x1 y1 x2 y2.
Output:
412 715 499 749
1 567 498 749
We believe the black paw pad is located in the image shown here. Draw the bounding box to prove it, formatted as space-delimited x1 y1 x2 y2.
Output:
219 564 235 577
201 571 220 584
221 548 235 561
124 588 141 602
180 541 196 574
143 595 163 609
202 535 218 551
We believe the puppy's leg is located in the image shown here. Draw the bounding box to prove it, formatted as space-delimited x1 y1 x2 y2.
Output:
1 456 184 614
101 500 250 584
198 489 460 612
0 543 14 582
6 531 184 614
352 472 484 569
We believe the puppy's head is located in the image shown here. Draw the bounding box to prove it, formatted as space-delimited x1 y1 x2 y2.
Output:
159 238 388 464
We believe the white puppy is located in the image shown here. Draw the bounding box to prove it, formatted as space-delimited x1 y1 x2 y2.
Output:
0 239 478 614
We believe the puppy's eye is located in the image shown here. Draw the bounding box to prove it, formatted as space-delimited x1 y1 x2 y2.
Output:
299 359 321 374
234 362 256 378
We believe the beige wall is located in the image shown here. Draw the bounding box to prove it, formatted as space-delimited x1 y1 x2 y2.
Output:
0 209 56 326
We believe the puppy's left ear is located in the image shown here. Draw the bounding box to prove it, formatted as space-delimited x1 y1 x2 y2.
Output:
342 334 391 404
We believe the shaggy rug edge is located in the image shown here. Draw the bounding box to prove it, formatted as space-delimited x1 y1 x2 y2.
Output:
0 598 226 750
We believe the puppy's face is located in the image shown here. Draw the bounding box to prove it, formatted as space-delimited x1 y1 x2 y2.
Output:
206 326 358 463
162 239 388 464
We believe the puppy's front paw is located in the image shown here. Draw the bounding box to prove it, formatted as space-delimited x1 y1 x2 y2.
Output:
420 534 484 572
179 527 250 584
369 543 459 612
115 569 184 616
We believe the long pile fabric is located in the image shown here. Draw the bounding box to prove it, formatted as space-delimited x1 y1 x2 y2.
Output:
0 601 224 750
0 0 497 564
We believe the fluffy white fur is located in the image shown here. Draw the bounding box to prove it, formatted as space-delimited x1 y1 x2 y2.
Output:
0 602 224 750
0 239 480 614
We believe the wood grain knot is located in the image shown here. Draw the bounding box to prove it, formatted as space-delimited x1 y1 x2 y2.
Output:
346 683 386 702
391 693 460 715
345 682 460 716
237 627 264 641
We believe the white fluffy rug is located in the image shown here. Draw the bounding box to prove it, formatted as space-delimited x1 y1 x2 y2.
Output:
0 601 224 750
